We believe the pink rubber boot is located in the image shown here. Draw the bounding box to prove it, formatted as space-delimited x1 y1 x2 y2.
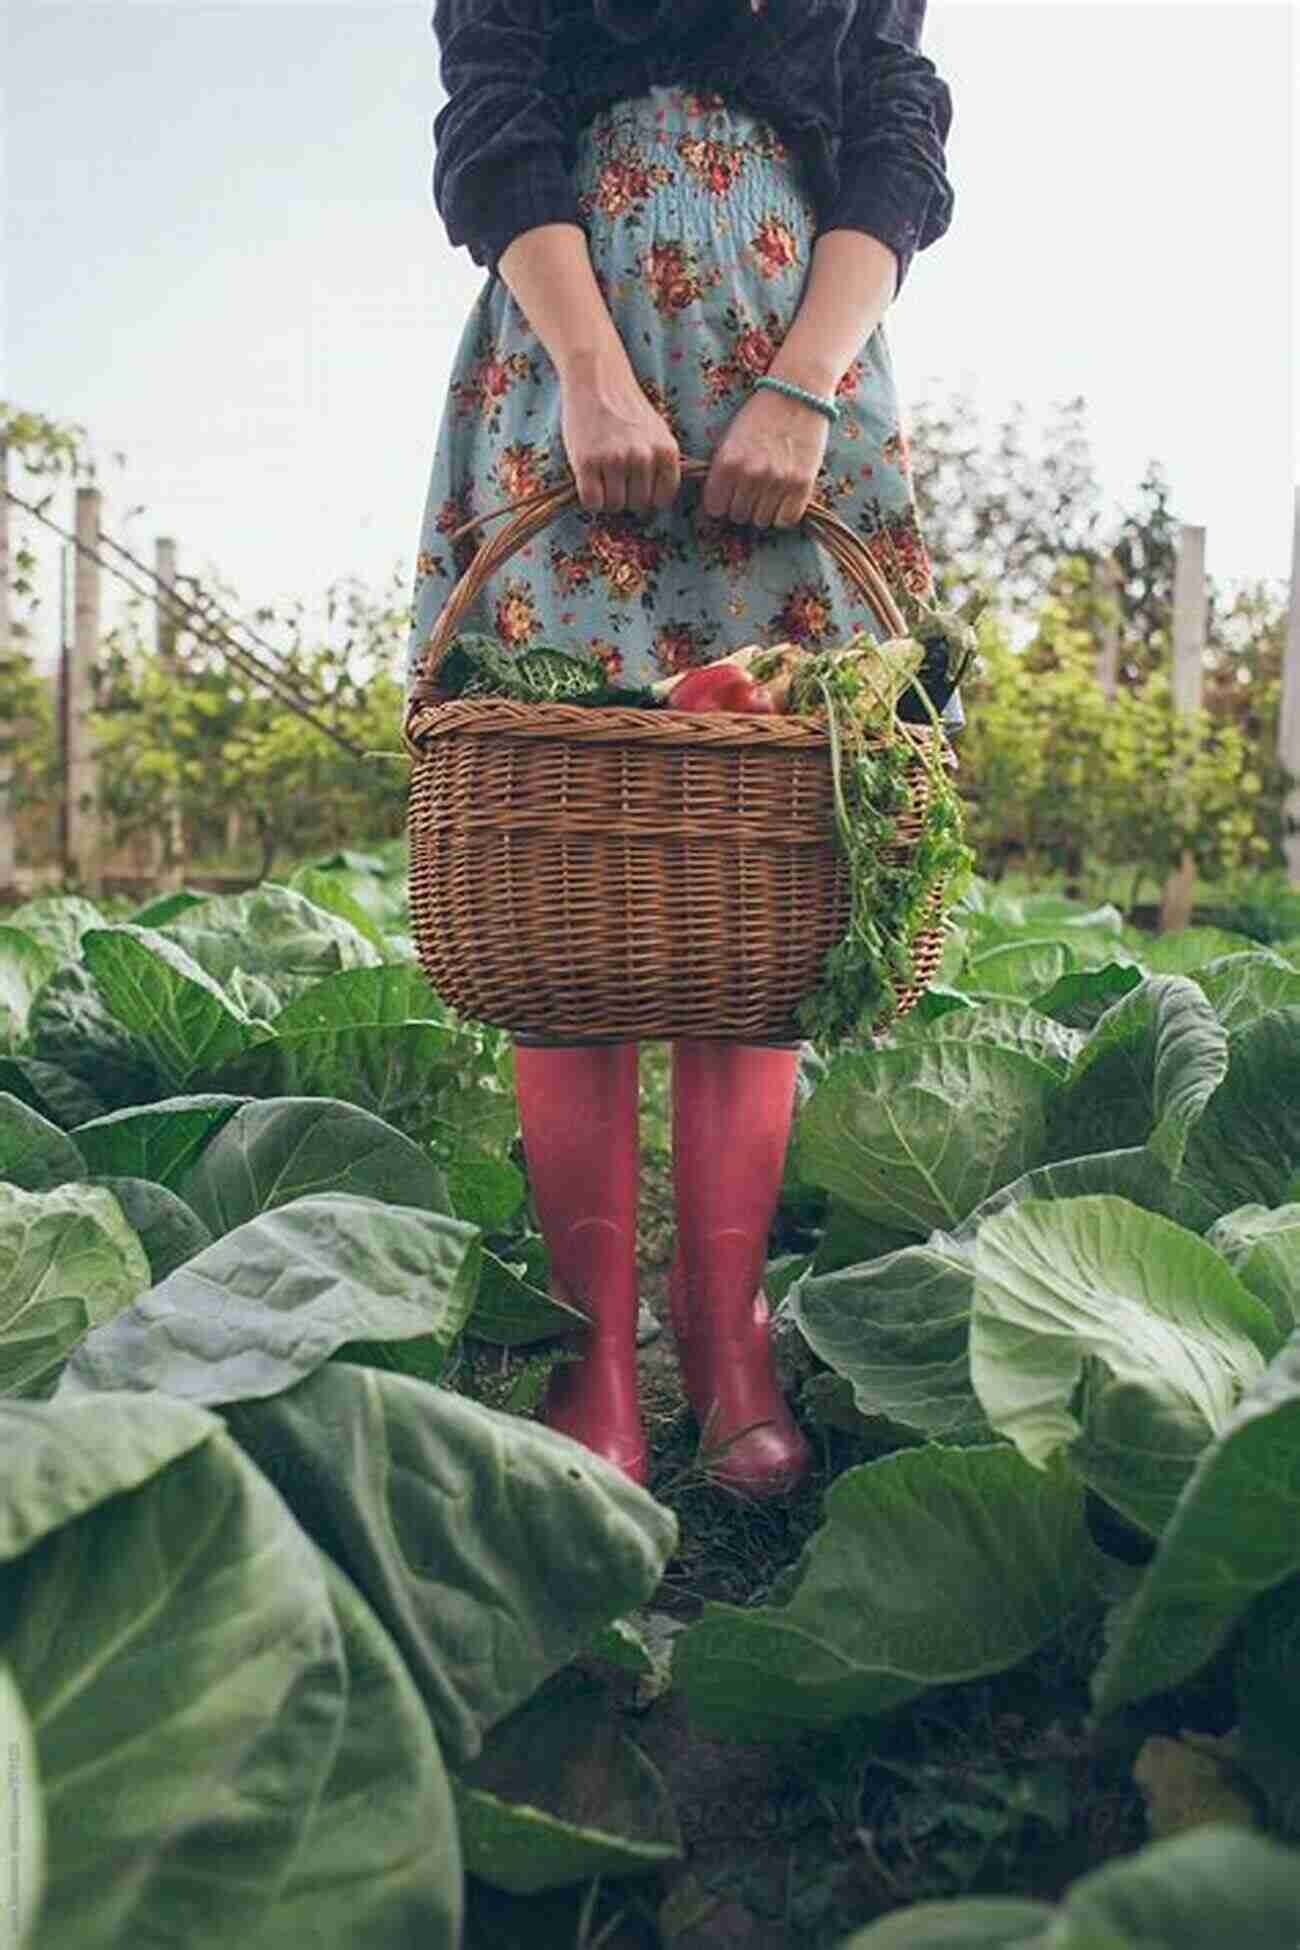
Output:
668 1040 813 1497
512 1041 647 1485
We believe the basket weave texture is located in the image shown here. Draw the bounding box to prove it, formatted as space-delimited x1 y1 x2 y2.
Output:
403 456 952 1043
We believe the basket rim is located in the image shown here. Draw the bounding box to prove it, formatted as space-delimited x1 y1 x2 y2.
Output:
402 693 945 758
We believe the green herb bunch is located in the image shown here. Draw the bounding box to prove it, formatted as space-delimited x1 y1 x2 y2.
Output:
790 602 982 1051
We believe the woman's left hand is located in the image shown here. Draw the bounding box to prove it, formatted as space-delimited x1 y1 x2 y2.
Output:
697 383 831 529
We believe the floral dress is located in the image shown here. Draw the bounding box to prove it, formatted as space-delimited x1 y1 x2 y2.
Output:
404 78 964 734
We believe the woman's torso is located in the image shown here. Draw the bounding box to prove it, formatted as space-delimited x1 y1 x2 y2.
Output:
539 0 871 216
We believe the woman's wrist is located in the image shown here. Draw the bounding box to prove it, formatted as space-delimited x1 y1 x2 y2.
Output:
763 347 843 398
554 331 636 388
752 374 840 424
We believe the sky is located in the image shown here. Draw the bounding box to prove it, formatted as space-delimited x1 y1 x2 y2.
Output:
4 0 1297 681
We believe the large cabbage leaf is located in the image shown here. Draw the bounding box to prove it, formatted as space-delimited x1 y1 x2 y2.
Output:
970 1195 1278 1534
54 1193 480 1403
1092 1334 1300 1714
221 1363 678 1766
0 1403 462 1950
672 1444 1098 1742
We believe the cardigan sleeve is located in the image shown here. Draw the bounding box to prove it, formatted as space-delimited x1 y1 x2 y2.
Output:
817 0 954 299
431 0 583 279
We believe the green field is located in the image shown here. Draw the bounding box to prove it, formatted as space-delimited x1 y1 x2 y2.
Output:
3 846 1300 1950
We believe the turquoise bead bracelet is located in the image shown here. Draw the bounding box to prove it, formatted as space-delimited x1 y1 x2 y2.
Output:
752 373 840 425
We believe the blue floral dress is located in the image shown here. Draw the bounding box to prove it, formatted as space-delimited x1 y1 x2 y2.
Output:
404 79 964 735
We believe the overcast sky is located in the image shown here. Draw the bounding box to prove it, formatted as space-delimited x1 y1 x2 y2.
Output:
5 1 1296 678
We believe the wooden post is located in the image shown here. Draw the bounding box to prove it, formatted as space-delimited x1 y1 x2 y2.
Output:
0 438 15 900
1096 552 1121 699
153 536 187 888
64 485 102 892
1279 485 1300 889
1159 523 1207 932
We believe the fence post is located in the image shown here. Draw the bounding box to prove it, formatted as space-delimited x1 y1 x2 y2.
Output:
64 484 102 892
1280 485 1300 889
1096 552 1121 699
0 439 15 900
153 536 187 888
1158 523 1206 933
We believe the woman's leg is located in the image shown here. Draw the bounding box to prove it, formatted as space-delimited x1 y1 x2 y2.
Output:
668 1039 812 1497
512 1040 646 1484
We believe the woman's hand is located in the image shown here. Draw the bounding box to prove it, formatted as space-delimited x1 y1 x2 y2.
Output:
698 384 831 529
559 349 682 516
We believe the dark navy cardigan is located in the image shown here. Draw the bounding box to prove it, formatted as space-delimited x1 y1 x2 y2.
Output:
430 0 955 299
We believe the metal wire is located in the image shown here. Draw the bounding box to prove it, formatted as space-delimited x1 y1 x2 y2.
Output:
3 483 377 762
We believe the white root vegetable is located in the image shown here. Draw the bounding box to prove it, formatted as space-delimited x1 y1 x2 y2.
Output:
789 631 926 727
649 629 929 724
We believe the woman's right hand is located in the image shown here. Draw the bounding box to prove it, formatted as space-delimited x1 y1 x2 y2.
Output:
559 352 682 516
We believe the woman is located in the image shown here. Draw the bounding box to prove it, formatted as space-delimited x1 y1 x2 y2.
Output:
405 0 957 1497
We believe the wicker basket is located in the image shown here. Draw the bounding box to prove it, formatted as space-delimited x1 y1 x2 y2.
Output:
402 455 954 1044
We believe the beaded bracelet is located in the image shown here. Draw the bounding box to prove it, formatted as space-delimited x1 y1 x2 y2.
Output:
752 373 840 426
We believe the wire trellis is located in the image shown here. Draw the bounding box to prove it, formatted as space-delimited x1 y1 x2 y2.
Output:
2 482 380 764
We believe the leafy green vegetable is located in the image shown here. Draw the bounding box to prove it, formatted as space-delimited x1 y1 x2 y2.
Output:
1180 1007 1300 1214
79 1175 213 1284
175 1096 450 1234
1091 1332 1300 1714
26 956 164 1112
0 1181 153 1401
794 1039 1059 1236
245 1545 465 1949
782 620 977 1048
0 1403 463 1950
54 1192 481 1404
72 1093 246 1192
0 1052 107 1131
81 925 266 1090
838 1825 1300 1948
1192 949 1300 1034
433 632 660 708
0 1659 44 1946
0 1089 87 1191
672 1444 1099 1742
0 1391 221 1564
887 998 1086 1078
970 1195 1278 1536
1236 1575 1300 1837
962 938 1076 1002
1205 1203 1300 1334
0 925 59 1053
1043 974 1229 1173
788 1238 993 1442
220 1364 678 1766
156 884 383 1013
449 1678 682 1892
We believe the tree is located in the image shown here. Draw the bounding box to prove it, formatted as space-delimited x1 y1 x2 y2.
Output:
958 582 1273 898
908 389 1109 625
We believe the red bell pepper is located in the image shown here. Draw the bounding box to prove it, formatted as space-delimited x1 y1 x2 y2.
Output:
666 663 777 714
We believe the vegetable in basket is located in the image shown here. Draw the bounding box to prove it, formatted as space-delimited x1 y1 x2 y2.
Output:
650 641 803 711
782 603 981 1045
892 583 985 721
665 660 778 714
428 594 983 1048
432 632 663 708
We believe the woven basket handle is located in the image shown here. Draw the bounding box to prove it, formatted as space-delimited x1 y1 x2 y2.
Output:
407 455 911 707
